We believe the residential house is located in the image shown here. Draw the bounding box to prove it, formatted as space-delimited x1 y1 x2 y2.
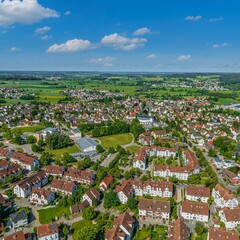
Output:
4 231 26 240
30 188 55 206
168 217 190 240
115 180 134 204
0 147 12 160
207 227 239 240
82 188 101 206
10 152 39 171
50 179 77 195
99 176 113 192
8 211 28 229
139 198 171 222
37 223 59 240
212 184 239 209
45 165 65 177
219 207 240 229
14 171 48 198
186 186 210 203
105 211 136 240
180 201 209 223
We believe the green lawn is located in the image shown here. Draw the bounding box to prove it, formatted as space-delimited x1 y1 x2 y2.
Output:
134 225 168 240
47 144 80 159
98 133 133 149
12 125 44 134
126 145 140 153
38 206 70 224
72 220 94 240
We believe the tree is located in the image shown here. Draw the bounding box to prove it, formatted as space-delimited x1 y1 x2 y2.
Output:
195 222 204 235
45 133 71 150
26 135 36 144
103 191 120 209
32 144 43 153
208 148 217 157
77 157 91 170
236 187 240 196
96 145 104 153
127 198 138 210
13 134 22 145
76 226 98 240
61 153 75 166
82 207 97 220
39 152 53 166
63 226 69 237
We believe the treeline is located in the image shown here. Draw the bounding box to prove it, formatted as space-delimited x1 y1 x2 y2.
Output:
219 74 240 90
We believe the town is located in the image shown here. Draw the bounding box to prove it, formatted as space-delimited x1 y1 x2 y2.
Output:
0 77 239 240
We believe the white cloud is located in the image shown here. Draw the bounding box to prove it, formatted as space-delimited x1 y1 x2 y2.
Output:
65 11 71 16
47 39 95 53
0 0 59 26
89 56 116 67
185 15 202 21
147 54 157 59
10 47 21 52
208 17 224 22
178 55 191 61
133 27 151 36
35 26 51 35
101 33 147 51
41 35 51 40
212 43 228 48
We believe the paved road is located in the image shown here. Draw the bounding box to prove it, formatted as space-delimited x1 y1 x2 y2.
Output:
101 152 117 167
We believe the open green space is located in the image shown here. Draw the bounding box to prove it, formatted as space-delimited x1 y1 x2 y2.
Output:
126 145 141 153
134 225 168 240
38 206 70 224
12 125 44 134
98 133 133 149
46 144 80 159
72 220 94 240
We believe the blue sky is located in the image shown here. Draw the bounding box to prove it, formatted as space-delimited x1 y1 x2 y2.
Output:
0 0 239 72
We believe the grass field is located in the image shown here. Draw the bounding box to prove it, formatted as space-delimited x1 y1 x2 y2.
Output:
38 206 70 224
72 220 94 240
12 125 44 134
98 133 133 149
47 144 80 159
126 145 140 153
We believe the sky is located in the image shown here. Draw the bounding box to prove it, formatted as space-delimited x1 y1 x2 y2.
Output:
0 0 240 72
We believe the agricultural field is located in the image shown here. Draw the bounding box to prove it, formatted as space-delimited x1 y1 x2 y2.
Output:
98 133 133 149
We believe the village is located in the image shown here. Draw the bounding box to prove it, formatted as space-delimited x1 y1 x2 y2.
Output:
0 89 239 240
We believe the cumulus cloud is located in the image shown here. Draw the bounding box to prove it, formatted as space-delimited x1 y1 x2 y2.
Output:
35 26 51 35
178 55 191 61
65 11 71 16
212 43 228 48
147 54 157 59
185 15 202 21
89 56 116 67
10 47 21 52
41 35 51 40
0 0 59 26
47 39 95 53
101 33 147 51
208 17 224 22
133 27 151 36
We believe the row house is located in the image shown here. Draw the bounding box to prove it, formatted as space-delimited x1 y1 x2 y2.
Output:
180 201 209 223
219 207 240 229
151 130 168 139
30 187 55 206
45 165 65 177
207 227 239 240
168 217 190 240
212 184 239 209
0 193 12 212
10 151 39 171
37 223 59 240
186 185 210 203
63 168 96 185
99 176 113 191
0 160 9 170
14 171 48 198
0 164 21 183
0 147 12 160
138 132 153 146
131 179 173 198
50 179 77 195
139 198 171 222
105 211 136 240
